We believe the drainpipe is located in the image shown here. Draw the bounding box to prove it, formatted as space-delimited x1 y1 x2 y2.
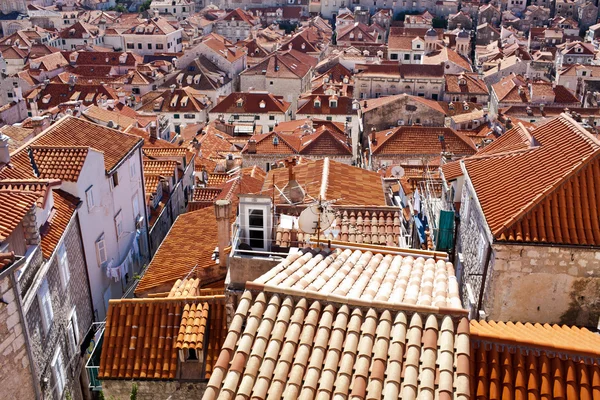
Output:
9 262 42 400
476 244 493 318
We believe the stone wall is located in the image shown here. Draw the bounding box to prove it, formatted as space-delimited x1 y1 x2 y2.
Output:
486 243 600 327
0 273 36 400
25 218 93 400
228 255 280 290
102 379 207 400
362 97 446 134
149 182 186 257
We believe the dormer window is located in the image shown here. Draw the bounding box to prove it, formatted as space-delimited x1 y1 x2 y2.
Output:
236 98 243 107
329 99 338 108
350 33 355 39
314 98 321 108
259 100 266 108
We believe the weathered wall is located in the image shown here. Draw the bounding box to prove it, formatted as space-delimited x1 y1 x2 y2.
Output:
228 256 280 290
362 97 446 134
486 243 600 327
25 218 93 400
102 380 207 400
0 274 36 400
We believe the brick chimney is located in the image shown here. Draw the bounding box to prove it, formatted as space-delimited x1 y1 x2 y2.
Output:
247 139 257 154
150 122 158 139
214 200 232 269
370 128 377 145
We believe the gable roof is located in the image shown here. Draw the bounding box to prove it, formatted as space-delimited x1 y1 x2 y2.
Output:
463 114 600 245
241 50 316 79
210 92 290 114
243 127 352 156
263 158 386 206
0 116 143 179
370 126 477 156
0 191 39 241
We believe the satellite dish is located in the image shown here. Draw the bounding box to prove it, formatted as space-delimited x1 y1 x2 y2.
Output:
298 204 335 235
391 166 405 178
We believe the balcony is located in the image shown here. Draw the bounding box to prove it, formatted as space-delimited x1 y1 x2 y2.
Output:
84 322 106 391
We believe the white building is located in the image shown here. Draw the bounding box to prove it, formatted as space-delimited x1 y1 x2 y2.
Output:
150 0 195 18
0 116 149 320
121 17 183 57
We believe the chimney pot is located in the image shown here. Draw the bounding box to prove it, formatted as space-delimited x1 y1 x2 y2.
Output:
214 200 232 269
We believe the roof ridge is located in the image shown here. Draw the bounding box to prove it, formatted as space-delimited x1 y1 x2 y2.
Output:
319 157 329 199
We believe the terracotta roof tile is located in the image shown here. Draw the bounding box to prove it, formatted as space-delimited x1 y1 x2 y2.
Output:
263 158 387 206
464 114 600 244
210 92 291 115
29 146 88 182
39 189 79 259
370 126 477 156
202 290 470 400
98 296 227 380
471 320 600 400
0 252 16 272
193 188 222 202
441 160 463 181
0 191 38 241
143 159 177 176
135 207 225 295
254 248 463 310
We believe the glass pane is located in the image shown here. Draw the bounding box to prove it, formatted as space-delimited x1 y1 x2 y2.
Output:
248 209 263 228
249 230 264 248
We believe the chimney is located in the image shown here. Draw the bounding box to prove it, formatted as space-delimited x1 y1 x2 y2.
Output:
281 158 304 204
214 200 232 269
247 139 257 153
30 116 46 136
370 128 377 145
0 134 10 165
150 121 158 139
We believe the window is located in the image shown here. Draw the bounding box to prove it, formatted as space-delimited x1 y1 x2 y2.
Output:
156 43 164 50
57 242 70 289
130 159 136 178
96 234 107 265
38 278 53 334
404 54 410 60
67 308 79 357
137 43 142 49
174 114 180 119
7 92 13 98
269 115 275 120
132 193 140 222
110 172 119 189
115 211 123 237
184 114 195 119
148 43 152 49
269 81 274 85
247 209 265 248
326 116 333 121
390 53 398 60
51 349 66 399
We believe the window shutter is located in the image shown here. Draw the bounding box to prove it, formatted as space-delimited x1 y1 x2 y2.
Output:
38 279 53 333
58 243 70 288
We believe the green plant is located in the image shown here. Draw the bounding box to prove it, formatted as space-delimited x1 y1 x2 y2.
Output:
130 382 138 400
139 0 152 12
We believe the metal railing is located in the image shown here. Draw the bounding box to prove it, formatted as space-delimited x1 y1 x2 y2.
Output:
84 322 106 391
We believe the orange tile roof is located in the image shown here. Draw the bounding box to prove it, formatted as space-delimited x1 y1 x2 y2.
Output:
135 207 222 295
370 126 477 156
99 296 227 380
441 160 464 181
193 187 222 202
143 159 177 176
0 252 16 272
176 302 209 350
30 146 88 182
464 114 600 244
203 290 471 400
40 190 79 259
0 191 39 241
470 320 600 400
144 174 161 195
263 158 387 206
0 179 58 208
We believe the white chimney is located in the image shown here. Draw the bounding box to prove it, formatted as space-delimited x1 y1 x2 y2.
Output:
0 134 10 165
214 200 232 269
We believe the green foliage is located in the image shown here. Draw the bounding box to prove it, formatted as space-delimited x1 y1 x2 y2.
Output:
139 0 152 12
394 10 420 21
278 21 298 34
432 17 447 29
109 4 127 12
130 382 139 400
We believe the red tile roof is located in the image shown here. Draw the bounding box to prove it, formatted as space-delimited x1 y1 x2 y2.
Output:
203 290 470 400
99 295 227 380
210 92 291 114
263 158 386 206
40 189 79 259
0 190 39 241
445 73 489 95
243 127 352 156
30 146 88 182
470 320 600 400
370 126 477 156
464 114 600 244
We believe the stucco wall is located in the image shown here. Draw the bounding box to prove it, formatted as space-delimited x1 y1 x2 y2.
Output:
486 243 600 327
102 380 207 400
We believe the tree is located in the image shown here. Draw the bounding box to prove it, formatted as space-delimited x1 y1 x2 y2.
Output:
139 0 152 12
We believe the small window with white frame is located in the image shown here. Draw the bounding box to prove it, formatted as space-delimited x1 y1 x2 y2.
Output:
38 278 54 334
85 186 94 211
96 234 107 265
51 348 66 398
115 211 123 238
67 308 79 357
57 242 70 289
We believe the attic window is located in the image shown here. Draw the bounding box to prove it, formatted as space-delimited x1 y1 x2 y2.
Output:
329 99 338 108
314 99 321 108
272 136 279 145
259 100 266 108
236 98 243 107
